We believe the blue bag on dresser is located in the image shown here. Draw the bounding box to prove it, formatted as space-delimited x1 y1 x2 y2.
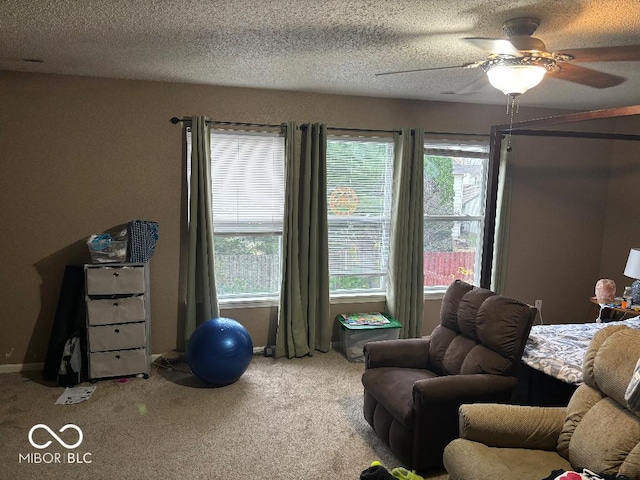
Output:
127 220 159 263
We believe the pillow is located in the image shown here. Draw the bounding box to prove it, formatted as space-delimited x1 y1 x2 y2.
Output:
625 358 640 414
543 469 632 480
553 470 603 480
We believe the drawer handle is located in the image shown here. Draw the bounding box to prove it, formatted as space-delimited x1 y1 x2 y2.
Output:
114 329 120 334
113 271 119 278
113 302 119 307
115 355 121 360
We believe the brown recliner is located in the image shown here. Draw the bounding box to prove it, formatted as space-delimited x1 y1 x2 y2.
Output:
361 280 536 472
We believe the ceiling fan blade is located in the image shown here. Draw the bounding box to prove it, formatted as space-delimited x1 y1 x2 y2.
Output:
547 63 625 88
464 37 520 55
375 64 470 77
556 45 640 63
454 74 490 95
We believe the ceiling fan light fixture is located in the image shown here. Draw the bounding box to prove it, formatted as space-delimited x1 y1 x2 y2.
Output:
482 55 557 96
486 64 547 95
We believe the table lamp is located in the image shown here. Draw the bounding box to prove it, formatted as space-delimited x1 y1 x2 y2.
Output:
624 248 640 305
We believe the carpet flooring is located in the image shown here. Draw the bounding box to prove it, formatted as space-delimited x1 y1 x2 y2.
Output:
0 348 448 480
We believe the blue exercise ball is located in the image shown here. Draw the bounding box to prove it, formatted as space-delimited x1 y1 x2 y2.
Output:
187 317 253 386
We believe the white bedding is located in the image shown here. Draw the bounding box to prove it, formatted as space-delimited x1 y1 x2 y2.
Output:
522 317 640 385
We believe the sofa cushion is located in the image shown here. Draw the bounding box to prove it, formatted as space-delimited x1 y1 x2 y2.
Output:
456 287 495 340
557 385 604 459
439 280 474 331
427 324 458 375
567 395 640 476
442 334 477 375
460 344 512 375
362 367 436 428
476 295 534 363
430 282 534 378
584 328 640 410
444 438 572 480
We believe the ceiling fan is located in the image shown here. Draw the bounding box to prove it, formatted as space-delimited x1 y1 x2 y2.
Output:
377 17 640 96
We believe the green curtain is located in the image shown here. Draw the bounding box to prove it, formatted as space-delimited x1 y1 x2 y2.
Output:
185 116 219 346
491 140 513 294
276 123 331 358
386 128 425 338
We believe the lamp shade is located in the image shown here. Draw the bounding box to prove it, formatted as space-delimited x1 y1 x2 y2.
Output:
486 64 547 95
624 248 640 280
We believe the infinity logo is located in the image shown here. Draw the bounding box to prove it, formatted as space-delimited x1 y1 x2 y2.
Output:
28 424 83 449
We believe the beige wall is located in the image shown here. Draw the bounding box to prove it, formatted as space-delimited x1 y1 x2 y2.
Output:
499 115 640 324
600 116 640 290
500 135 613 323
0 70 627 366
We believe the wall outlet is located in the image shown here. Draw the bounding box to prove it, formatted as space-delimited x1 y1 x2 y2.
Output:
534 299 543 313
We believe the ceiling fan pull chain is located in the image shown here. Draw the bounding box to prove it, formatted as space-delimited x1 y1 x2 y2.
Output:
505 94 518 152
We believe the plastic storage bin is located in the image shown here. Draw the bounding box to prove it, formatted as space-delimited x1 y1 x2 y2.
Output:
87 235 128 263
337 313 402 362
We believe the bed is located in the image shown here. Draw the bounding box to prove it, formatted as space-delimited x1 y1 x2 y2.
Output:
514 316 640 405
522 316 640 384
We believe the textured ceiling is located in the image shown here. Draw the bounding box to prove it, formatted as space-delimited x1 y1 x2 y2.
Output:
2 0 640 110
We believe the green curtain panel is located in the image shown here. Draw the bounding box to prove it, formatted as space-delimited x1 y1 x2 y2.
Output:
491 141 513 294
386 128 425 338
185 115 219 346
276 123 331 358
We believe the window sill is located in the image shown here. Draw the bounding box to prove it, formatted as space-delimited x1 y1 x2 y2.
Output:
423 289 447 300
219 297 279 309
330 293 387 304
218 289 446 309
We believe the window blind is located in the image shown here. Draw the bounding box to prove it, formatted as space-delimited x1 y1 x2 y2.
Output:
326 137 394 286
424 139 490 159
187 130 285 234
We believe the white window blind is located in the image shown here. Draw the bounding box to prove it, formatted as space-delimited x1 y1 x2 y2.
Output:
209 131 285 234
186 129 285 298
326 137 394 292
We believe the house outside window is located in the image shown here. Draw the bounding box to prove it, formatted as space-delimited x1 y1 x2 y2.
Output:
326 136 394 295
187 129 285 299
423 139 489 289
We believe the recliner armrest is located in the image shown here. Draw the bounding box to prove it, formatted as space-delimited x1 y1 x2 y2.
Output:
459 403 566 450
413 373 517 402
364 338 430 369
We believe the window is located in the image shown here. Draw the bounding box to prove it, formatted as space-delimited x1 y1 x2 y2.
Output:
423 139 489 289
326 137 394 294
187 130 285 299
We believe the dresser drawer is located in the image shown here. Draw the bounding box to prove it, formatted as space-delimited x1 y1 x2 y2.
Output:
89 349 148 379
87 296 146 325
88 322 146 352
86 266 145 295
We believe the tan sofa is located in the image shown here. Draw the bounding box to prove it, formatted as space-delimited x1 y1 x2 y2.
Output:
443 325 640 480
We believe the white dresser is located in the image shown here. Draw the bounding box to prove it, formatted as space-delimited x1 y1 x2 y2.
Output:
84 263 151 380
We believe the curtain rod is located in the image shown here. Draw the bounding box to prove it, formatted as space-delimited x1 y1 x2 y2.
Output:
170 117 284 129
424 131 488 137
172 117 489 138
300 124 401 134
297 124 488 137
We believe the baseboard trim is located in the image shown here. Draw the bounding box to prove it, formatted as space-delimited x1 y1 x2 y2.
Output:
0 362 44 374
